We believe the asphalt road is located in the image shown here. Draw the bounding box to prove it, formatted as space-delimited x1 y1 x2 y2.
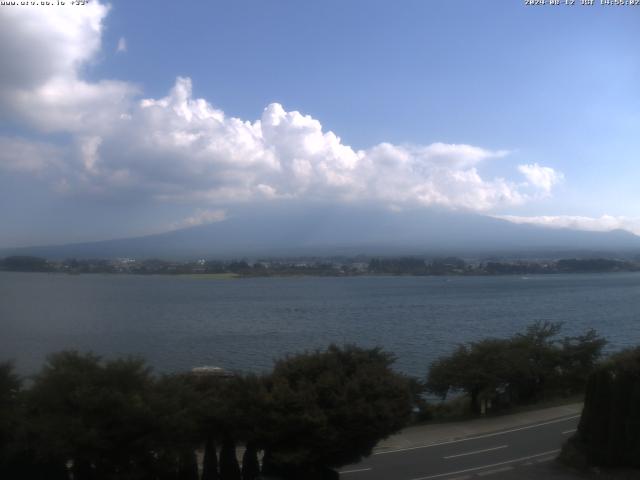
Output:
340 414 580 480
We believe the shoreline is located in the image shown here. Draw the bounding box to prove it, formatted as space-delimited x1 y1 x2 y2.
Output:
2 270 640 279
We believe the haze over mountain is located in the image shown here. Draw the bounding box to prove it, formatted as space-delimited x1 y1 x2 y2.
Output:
3 205 639 260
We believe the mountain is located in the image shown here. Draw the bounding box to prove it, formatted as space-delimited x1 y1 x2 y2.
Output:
2 204 640 260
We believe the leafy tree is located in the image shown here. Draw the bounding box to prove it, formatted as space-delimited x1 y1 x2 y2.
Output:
427 322 606 413
258 345 413 478
201 375 256 438
427 340 514 413
558 329 607 393
0 362 23 477
0 362 69 480
150 373 203 478
25 351 158 480
0 362 20 444
507 321 564 402
3 345 415 479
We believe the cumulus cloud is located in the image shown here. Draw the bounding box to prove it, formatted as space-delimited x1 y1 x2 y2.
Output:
497 215 640 236
518 163 564 193
0 1 564 216
0 3 136 132
60 76 551 211
0 3 107 88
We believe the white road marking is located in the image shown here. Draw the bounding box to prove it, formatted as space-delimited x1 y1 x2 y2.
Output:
374 415 579 456
409 449 560 480
339 467 372 474
477 466 514 476
443 445 508 459
561 429 577 435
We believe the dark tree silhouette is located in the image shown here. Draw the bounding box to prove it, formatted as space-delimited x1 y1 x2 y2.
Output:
241 442 260 480
259 345 413 478
219 436 241 480
563 346 640 468
202 436 219 480
427 322 606 413
25 351 158 479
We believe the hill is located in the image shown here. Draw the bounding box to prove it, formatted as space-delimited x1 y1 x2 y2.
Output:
2 204 639 260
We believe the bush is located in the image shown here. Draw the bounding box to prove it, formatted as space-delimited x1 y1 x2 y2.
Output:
562 346 640 469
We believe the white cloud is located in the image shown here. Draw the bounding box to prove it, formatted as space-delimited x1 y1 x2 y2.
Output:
518 163 564 193
0 2 107 88
0 3 136 132
117 36 127 53
76 77 544 211
0 2 564 216
497 215 640 236
171 209 227 230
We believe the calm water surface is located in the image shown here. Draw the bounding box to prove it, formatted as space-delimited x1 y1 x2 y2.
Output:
1 272 639 377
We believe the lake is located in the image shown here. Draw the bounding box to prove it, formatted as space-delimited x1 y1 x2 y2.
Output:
1 271 639 377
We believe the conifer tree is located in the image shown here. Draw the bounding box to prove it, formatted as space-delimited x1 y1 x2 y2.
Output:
219 436 241 480
241 442 260 480
567 346 640 468
202 436 219 480
177 450 199 480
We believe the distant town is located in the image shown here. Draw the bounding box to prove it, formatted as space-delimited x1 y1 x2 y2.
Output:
2 255 640 277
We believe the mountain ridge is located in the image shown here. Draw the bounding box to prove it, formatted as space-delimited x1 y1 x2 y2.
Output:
2 205 639 260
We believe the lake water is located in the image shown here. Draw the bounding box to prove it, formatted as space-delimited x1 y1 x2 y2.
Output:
1 271 639 378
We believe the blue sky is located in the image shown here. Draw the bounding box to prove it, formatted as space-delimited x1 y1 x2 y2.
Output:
0 0 638 247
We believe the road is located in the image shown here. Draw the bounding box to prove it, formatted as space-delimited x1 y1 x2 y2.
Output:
340 414 580 480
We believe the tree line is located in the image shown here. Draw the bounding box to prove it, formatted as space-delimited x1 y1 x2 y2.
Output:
426 321 606 414
3 255 640 276
0 323 614 478
0 346 415 480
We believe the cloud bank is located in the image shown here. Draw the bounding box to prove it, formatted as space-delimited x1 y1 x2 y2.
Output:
497 215 640 236
0 2 564 229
